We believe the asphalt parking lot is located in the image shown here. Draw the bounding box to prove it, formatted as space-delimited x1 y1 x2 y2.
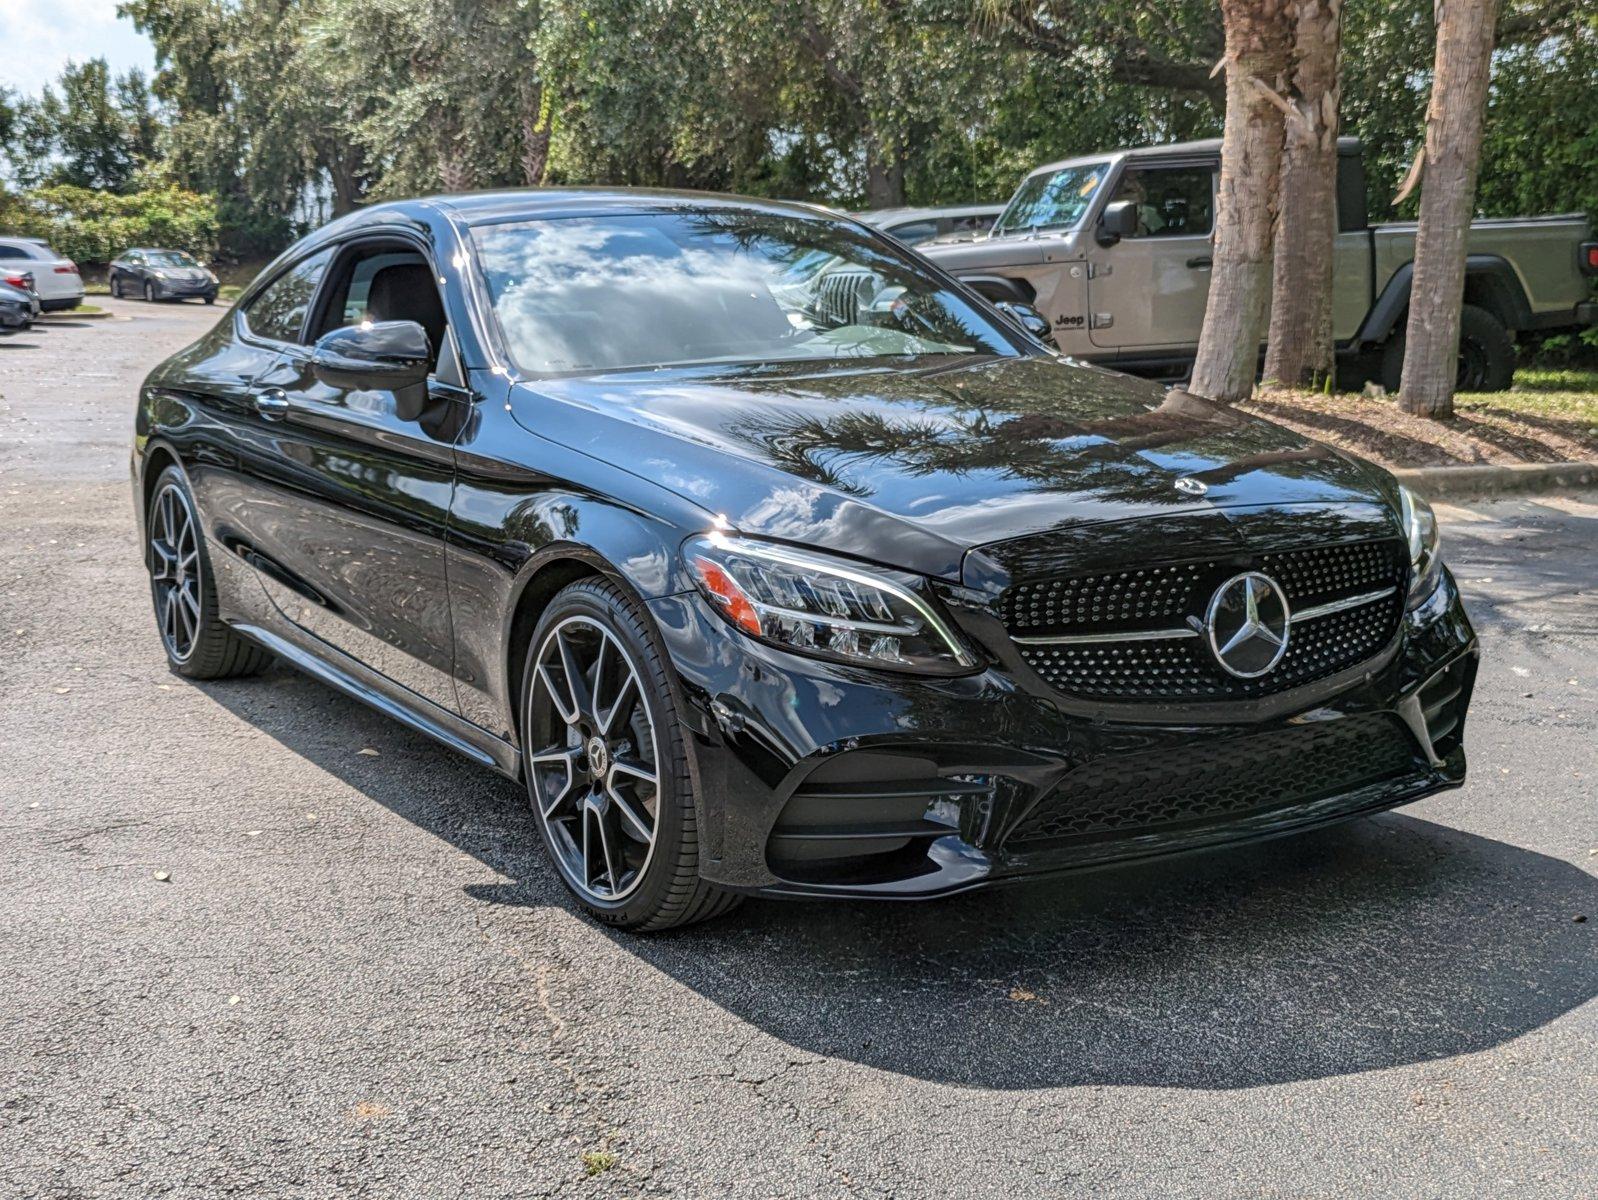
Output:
2 298 1594 1198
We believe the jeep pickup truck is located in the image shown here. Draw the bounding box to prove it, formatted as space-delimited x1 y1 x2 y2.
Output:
921 137 1598 390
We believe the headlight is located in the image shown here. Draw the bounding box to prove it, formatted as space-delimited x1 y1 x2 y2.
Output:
685 532 977 674
1399 484 1443 607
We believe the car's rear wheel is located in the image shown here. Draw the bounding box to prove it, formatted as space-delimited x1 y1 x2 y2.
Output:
144 280 155 303
1378 303 1515 394
145 466 271 679
521 578 740 931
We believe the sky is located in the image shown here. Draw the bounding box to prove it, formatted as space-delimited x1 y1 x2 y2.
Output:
0 0 156 98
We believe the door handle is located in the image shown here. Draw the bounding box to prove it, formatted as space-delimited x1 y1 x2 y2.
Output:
254 388 289 420
1186 256 1213 270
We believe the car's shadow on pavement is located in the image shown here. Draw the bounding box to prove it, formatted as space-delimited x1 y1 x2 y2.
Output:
204 665 1598 1092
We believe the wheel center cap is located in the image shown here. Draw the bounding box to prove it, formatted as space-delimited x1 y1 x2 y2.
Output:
585 736 609 777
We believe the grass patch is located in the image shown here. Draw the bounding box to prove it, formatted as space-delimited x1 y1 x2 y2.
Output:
219 284 244 302
580 1149 618 1178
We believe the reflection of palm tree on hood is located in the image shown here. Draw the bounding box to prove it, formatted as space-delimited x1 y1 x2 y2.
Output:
720 383 1310 500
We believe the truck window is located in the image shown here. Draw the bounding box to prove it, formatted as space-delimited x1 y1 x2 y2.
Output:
1110 166 1215 238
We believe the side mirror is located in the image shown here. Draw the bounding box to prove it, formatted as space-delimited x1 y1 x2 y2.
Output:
993 299 1052 343
311 320 431 393
1097 200 1139 247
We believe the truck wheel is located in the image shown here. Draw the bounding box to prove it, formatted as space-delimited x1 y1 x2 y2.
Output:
1379 304 1515 394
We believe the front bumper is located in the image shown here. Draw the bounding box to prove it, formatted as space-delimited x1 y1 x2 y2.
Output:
648 570 1478 899
149 278 217 301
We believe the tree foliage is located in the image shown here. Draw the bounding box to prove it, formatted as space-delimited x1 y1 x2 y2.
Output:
2 59 158 192
0 0 1583 261
0 185 219 264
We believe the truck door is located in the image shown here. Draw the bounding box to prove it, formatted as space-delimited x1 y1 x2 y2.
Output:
1084 162 1217 354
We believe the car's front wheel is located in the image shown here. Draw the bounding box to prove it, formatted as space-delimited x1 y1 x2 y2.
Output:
145 466 271 679
143 280 156 303
521 578 740 931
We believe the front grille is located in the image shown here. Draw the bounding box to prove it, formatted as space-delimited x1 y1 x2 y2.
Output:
1006 713 1421 848
1004 539 1408 701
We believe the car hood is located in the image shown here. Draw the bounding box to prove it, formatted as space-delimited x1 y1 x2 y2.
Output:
514 355 1394 582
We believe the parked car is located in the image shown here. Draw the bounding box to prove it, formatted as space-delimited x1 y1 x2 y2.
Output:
0 279 38 335
109 248 219 304
1 266 43 311
922 137 1598 389
857 203 1005 246
0 236 84 311
133 190 1477 930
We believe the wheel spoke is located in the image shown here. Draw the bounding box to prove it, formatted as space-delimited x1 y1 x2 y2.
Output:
529 746 583 817
597 669 638 737
609 758 657 790
554 629 593 720
605 778 653 843
593 806 622 892
150 540 177 582
536 662 580 725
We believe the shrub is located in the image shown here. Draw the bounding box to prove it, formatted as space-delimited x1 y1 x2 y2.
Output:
0 184 220 266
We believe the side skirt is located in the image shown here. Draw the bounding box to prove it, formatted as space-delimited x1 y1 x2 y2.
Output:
230 620 523 780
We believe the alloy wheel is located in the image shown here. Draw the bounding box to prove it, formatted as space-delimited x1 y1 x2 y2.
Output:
527 615 661 902
148 482 202 661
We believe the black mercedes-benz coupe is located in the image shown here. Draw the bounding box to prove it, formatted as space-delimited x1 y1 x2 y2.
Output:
131 191 1478 929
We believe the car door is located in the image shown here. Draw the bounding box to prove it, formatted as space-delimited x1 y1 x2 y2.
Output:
235 235 469 714
1084 161 1217 354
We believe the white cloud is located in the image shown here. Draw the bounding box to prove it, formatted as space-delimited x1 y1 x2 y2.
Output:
0 0 156 97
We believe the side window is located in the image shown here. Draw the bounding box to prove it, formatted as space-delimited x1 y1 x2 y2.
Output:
309 242 450 371
126 252 144 266
0 245 29 260
1112 167 1216 238
888 220 938 245
243 248 334 344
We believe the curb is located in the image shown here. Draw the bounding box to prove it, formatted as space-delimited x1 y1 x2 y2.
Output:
1391 460 1598 500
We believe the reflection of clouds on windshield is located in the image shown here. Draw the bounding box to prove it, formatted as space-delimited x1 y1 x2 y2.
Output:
473 215 995 374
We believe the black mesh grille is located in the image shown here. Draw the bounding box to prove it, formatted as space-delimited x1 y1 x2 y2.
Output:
1005 539 1408 701
1007 713 1420 848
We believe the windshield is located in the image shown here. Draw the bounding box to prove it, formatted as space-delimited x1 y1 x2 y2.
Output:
147 251 200 267
993 163 1109 235
470 210 1025 376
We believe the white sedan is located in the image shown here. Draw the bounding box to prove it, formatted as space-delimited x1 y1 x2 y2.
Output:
0 237 85 312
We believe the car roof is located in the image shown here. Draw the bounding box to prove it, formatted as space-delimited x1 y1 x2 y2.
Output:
856 204 1006 224
409 187 849 226
1022 136 1363 179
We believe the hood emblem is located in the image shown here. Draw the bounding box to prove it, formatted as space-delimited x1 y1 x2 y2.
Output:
1174 476 1208 497
1206 572 1291 679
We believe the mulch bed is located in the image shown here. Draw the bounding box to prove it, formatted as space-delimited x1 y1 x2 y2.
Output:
1240 389 1598 471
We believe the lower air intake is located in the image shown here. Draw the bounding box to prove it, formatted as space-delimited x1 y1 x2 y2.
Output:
1006 713 1421 848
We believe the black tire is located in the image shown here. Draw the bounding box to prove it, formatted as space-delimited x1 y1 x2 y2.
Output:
110 275 122 299
145 466 272 680
1378 303 1515 393
144 280 156 303
521 577 741 931
204 295 216 305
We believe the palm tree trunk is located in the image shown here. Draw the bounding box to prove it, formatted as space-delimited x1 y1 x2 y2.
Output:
1398 0 1499 417
1263 0 1341 389
1191 0 1292 404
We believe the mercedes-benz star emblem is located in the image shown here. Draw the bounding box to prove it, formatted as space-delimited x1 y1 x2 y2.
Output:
1174 477 1208 496
1205 571 1291 679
